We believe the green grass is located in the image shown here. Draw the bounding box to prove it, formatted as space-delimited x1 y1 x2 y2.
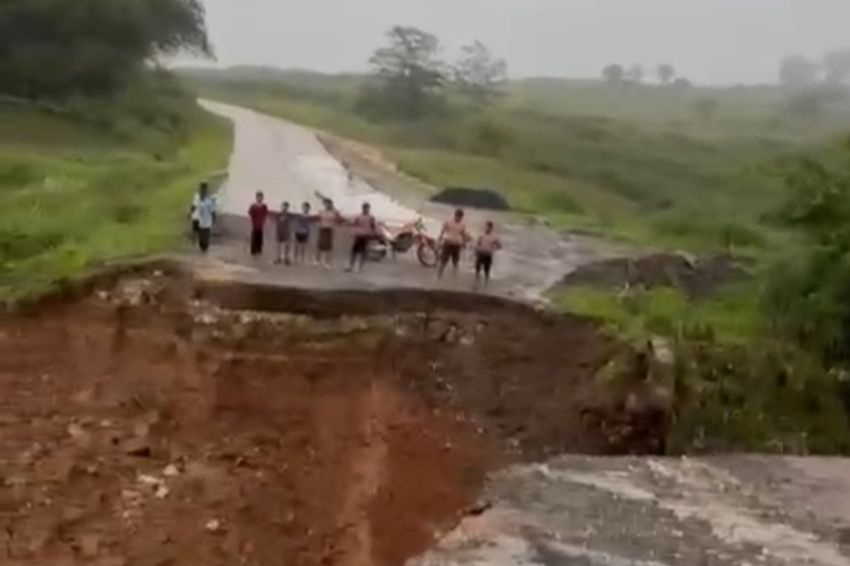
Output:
552 285 763 345
393 149 622 216
669 338 850 454
510 80 777 125
553 283 850 454
0 102 232 303
508 79 850 143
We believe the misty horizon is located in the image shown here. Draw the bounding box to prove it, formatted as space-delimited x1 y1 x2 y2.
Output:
193 0 850 86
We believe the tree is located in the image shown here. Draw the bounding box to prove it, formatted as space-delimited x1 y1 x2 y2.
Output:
0 0 211 100
779 55 820 89
694 97 719 122
453 41 507 105
673 77 693 89
602 63 625 84
823 48 850 83
657 64 676 85
367 26 446 118
626 64 644 84
145 0 212 56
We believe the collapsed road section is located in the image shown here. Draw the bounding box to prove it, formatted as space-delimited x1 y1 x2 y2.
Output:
0 266 667 566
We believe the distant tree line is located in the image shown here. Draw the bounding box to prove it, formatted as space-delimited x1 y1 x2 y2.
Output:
0 0 211 101
598 50 850 125
601 62 714 122
779 49 850 89
359 26 508 120
601 62 691 89
777 49 850 121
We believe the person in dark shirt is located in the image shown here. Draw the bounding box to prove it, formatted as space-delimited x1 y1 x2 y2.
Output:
293 202 316 265
248 191 269 257
275 201 293 265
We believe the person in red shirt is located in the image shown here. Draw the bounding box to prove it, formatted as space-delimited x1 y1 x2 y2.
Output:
248 191 269 257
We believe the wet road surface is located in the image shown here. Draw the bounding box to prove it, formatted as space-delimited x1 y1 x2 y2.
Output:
414 456 850 566
195 100 626 302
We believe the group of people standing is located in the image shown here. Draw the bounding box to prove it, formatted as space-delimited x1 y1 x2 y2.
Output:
246 191 378 272
437 207 502 287
189 184 503 287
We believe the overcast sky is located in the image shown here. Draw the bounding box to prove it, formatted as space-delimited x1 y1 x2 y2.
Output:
198 0 850 85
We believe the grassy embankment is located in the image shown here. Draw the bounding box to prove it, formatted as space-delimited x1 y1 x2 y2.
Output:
0 89 232 303
555 282 850 454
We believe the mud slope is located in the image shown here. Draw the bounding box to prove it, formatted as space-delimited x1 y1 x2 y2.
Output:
0 270 655 566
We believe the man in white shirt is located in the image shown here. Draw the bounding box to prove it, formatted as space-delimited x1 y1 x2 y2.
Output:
195 184 216 253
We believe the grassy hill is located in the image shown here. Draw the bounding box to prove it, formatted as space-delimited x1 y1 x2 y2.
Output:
181 67 850 254
0 83 232 303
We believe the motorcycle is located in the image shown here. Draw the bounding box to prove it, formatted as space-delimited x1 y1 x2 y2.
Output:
369 218 439 268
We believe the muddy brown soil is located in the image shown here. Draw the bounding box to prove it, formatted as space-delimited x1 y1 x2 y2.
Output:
0 270 661 566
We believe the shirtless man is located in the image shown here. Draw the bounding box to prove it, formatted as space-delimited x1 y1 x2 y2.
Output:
474 221 502 288
347 202 377 273
316 199 343 268
438 208 470 279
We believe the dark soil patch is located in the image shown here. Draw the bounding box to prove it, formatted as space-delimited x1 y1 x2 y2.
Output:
0 272 663 566
560 253 751 299
431 187 511 211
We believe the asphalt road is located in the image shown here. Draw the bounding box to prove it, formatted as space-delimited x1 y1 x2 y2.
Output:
199 100 435 228
194 100 625 302
414 456 850 566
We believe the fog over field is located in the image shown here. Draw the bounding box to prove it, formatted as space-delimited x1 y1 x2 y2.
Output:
199 0 850 84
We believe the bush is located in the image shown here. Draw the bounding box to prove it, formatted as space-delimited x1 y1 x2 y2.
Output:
669 340 850 454
461 119 517 156
556 285 850 454
764 143 850 364
0 161 39 188
534 190 583 215
764 248 850 362
0 228 65 264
